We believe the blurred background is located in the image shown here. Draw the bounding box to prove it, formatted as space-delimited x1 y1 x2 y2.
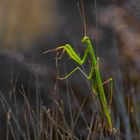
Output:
0 0 140 139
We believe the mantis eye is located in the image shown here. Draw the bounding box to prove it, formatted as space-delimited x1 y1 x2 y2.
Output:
81 36 90 43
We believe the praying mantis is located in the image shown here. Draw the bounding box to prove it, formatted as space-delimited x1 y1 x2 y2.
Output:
43 0 116 132
44 36 114 132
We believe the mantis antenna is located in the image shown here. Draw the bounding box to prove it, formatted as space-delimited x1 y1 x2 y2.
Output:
77 0 87 37
94 0 99 56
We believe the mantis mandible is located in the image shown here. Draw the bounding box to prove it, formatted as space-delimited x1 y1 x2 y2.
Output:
44 36 114 132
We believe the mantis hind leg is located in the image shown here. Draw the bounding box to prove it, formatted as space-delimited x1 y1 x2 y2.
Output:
103 78 113 111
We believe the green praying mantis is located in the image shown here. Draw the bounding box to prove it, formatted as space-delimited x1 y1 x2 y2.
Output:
43 0 116 132
44 36 115 132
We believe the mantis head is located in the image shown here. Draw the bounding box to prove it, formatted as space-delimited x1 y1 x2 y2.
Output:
81 36 90 43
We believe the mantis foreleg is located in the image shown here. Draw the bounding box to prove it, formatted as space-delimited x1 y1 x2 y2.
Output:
64 44 89 65
103 78 113 112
